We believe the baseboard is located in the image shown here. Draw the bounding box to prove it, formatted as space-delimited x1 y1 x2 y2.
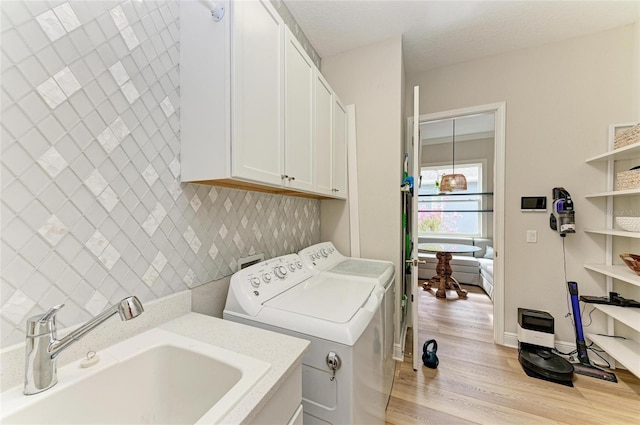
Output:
504 332 583 359
394 325 408 361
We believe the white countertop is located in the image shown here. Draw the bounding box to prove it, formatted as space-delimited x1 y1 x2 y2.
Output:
158 313 309 424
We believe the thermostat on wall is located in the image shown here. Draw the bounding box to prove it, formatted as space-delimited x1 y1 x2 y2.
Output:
521 196 547 212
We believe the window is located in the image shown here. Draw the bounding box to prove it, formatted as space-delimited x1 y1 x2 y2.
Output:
418 163 486 237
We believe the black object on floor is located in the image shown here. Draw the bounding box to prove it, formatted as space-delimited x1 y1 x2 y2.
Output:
573 363 618 382
518 344 574 386
422 339 439 369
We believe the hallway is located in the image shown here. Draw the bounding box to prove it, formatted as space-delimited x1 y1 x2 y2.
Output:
386 285 640 424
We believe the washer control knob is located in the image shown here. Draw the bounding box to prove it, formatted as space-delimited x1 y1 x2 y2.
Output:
288 263 296 272
262 273 271 283
296 260 303 269
274 265 287 279
320 248 328 257
250 277 261 287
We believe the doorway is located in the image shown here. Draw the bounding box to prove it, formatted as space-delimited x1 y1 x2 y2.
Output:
408 102 506 347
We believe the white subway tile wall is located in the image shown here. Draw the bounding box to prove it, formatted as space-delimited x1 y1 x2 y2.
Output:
0 0 321 348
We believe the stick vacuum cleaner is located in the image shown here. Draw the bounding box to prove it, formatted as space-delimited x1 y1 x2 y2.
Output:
567 281 617 383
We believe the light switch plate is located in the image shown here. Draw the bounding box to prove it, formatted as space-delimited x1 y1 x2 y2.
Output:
526 230 537 243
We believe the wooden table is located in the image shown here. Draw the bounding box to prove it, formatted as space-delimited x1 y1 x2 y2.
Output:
418 243 481 299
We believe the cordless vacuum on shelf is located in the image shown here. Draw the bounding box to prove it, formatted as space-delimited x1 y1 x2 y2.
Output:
549 187 576 237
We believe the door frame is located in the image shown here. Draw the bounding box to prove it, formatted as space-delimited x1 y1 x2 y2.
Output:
407 102 506 345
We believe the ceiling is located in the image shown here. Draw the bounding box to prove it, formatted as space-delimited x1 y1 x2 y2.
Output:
283 0 640 75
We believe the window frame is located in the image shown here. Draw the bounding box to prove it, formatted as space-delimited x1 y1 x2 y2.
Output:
418 160 487 237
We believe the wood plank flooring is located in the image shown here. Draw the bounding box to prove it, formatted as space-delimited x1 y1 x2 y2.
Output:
385 284 640 425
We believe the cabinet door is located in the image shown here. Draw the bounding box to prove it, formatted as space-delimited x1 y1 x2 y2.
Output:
332 98 348 198
314 71 333 195
231 0 284 186
284 28 314 192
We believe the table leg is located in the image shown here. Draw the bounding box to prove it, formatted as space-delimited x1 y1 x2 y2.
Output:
421 251 467 299
447 275 468 299
437 252 451 298
422 276 437 292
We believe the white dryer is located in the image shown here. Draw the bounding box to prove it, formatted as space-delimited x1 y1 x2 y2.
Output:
223 254 385 425
299 242 396 405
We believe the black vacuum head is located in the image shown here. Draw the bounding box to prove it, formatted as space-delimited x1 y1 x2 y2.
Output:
573 363 617 383
519 347 574 387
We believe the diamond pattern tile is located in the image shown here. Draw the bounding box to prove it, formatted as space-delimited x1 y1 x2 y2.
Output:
0 0 321 349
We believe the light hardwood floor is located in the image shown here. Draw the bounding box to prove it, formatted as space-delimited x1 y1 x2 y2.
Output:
385 284 640 424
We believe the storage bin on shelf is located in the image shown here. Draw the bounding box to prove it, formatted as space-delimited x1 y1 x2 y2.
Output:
615 217 640 232
613 123 640 149
616 168 640 190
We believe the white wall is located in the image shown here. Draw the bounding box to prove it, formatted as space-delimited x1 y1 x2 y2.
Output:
320 35 405 342
407 24 637 343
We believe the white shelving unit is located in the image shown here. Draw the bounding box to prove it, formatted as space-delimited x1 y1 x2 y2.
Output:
583 264 640 286
585 188 640 198
584 122 640 378
585 334 639 376
584 228 640 239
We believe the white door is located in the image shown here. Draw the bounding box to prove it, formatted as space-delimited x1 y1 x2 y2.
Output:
314 71 333 195
332 99 348 199
231 0 285 186
284 27 314 191
410 86 422 371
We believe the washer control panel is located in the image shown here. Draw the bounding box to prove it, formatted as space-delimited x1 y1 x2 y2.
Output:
299 242 341 271
230 254 311 310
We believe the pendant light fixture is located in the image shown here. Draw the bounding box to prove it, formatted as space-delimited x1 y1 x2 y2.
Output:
439 119 467 192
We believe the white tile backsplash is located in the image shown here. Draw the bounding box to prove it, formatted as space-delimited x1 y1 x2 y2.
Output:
1 0 321 348
2 30 28 62
54 3 81 32
36 10 67 42
36 76 66 108
2 290 36 325
53 66 81 97
38 215 69 246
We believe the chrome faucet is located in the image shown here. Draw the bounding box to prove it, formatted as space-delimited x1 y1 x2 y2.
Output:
24 296 144 395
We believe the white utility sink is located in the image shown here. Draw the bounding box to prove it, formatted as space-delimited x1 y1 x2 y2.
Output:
1 328 270 424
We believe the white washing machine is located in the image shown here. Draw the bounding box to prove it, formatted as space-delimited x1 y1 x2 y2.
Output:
223 254 385 425
298 242 396 405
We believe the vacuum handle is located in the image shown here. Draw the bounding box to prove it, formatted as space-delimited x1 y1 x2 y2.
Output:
567 281 591 364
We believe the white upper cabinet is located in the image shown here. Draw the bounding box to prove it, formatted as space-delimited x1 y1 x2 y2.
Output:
314 73 348 199
314 71 333 196
284 28 314 192
180 0 346 199
332 99 348 199
180 0 284 187
231 0 285 186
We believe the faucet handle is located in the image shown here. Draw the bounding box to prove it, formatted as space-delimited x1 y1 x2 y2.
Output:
26 304 65 337
39 304 65 322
